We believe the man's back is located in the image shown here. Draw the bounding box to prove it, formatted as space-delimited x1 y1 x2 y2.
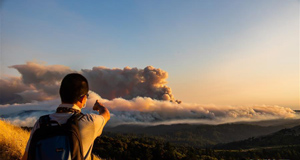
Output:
25 104 106 160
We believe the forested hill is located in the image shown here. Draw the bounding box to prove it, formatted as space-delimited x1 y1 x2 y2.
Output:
105 119 300 147
95 124 300 160
214 124 300 150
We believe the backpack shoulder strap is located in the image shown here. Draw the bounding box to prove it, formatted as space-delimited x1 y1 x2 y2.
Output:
67 112 84 122
28 114 54 160
39 114 50 127
65 112 85 160
39 114 62 127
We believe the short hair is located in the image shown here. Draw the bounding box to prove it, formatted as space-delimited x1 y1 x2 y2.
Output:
59 73 89 103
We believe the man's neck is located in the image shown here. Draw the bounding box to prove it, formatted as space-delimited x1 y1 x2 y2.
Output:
60 102 82 109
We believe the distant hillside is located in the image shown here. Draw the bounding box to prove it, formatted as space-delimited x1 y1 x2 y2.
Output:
0 119 30 160
96 129 300 160
215 125 300 150
105 120 300 147
234 118 300 127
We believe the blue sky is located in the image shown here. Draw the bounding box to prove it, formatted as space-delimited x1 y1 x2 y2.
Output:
1 0 299 109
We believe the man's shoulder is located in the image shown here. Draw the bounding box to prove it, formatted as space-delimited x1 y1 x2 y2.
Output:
78 113 106 131
80 113 105 122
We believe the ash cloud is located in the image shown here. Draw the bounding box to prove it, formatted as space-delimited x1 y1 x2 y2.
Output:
0 62 73 104
82 66 175 101
1 62 176 104
9 62 74 98
0 77 30 104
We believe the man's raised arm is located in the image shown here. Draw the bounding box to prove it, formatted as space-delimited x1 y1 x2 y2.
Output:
93 100 110 123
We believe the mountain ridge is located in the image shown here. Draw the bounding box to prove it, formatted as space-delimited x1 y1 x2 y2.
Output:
105 118 300 147
214 124 300 150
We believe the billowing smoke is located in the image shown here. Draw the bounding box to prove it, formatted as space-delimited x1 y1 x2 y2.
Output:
0 77 31 104
0 91 297 127
82 66 175 101
1 62 73 104
0 62 176 104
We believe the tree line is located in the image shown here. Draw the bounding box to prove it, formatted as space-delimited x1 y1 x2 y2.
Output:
92 132 300 160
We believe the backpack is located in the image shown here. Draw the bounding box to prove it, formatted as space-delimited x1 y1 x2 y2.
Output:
27 110 84 160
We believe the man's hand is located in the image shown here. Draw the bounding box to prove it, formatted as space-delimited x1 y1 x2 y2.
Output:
93 100 110 123
93 100 104 111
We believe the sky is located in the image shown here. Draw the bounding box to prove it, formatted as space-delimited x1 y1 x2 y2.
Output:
0 0 299 111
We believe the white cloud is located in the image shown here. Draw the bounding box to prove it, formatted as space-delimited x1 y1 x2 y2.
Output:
1 91 297 127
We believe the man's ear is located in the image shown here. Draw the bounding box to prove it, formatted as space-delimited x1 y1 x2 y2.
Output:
78 96 84 103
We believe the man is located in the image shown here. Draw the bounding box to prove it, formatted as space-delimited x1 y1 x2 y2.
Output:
22 73 110 160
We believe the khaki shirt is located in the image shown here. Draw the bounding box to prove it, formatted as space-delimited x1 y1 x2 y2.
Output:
25 104 106 160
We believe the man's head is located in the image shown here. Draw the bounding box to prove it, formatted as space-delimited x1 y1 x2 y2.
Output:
59 73 89 104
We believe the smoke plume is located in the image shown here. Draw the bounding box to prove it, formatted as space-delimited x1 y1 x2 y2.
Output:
82 66 175 101
1 62 176 104
0 62 73 104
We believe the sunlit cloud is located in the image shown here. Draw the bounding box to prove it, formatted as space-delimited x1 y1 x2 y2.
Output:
0 91 297 127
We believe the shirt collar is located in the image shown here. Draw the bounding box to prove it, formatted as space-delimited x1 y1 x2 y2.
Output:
58 103 81 111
